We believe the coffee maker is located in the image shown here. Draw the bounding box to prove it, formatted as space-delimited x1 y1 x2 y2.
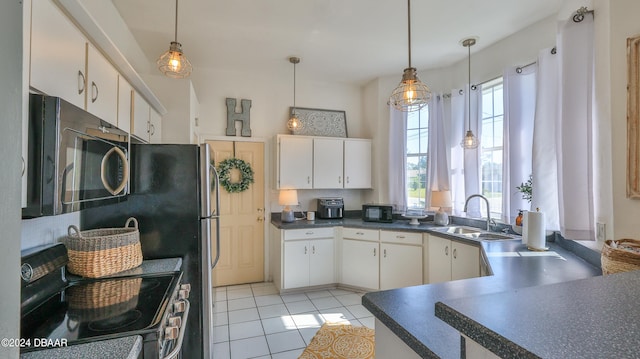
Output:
316 198 344 219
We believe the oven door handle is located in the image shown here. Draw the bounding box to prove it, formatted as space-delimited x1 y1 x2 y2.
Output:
163 299 190 359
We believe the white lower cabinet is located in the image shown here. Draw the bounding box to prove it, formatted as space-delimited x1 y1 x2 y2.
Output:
427 234 480 284
341 238 380 290
277 228 335 290
341 228 380 290
380 230 423 290
380 242 423 290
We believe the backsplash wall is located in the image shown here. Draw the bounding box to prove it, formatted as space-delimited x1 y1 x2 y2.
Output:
21 212 80 250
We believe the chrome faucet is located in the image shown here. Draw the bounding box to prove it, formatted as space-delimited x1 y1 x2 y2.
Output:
463 194 491 231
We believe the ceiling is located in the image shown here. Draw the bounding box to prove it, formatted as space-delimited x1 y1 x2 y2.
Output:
112 0 563 86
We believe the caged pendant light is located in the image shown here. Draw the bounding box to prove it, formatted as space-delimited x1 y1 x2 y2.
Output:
460 38 478 149
389 0 431 112
157 0 192 79
287 56 302 131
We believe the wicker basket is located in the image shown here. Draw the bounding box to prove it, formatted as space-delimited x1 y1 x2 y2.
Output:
601 239 640 275
67 277 142 321
63 218 143 278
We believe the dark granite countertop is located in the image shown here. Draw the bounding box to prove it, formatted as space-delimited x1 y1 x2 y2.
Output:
362 241 602 359
20 335 142 359
435 269 639 359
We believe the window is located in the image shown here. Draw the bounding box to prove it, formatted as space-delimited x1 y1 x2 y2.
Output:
480 78 504 218
406 106 428 209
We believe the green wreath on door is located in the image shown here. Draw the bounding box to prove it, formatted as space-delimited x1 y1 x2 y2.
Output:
217 158 255 193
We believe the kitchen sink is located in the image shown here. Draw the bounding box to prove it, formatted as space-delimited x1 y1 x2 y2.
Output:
439 226 514 241
462 233 513 240
443 226 481 235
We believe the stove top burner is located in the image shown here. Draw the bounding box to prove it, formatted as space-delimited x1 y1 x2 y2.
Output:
20 272 181 351
88 309 143 332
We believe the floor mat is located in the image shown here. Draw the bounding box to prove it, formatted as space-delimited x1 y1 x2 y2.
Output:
299 322 375 359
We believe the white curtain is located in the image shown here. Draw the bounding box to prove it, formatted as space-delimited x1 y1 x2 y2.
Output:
427 94 451 207
555 13 595 239
532 48 561 231
388 105 407 212
530 13 594 237
451 87 482 217
450 89 466 216
502 65 537 223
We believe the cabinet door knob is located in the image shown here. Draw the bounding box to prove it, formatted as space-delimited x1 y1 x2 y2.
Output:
312 246 316 254
338 176 342 184
307 176 310 184
373 248 376 256
445 246 449 256
383 249 387 258
346 176 350 184
453 248 457 259
305 246 308 255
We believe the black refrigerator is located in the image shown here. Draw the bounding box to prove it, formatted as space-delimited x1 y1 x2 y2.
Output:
81 143 220 358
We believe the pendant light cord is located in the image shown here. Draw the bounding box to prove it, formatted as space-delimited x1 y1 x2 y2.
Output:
407 0 412 68
293 61 296 109
174 0 179 42
468 42 471 129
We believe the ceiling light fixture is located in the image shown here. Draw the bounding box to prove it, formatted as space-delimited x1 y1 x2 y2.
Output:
287 56 302 131
461 38 479 149
389 0 431 112
157 0 192 79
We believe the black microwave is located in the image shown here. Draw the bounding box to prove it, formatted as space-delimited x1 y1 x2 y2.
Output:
362 204 394 223
23 94 130 218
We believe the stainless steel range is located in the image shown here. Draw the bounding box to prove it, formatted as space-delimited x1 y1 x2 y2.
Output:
20 244 190 359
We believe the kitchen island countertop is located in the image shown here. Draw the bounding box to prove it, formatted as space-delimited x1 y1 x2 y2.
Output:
20 335 142 359
362 241 602 359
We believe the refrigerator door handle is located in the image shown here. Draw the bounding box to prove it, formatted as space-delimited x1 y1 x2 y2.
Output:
209 163 221 269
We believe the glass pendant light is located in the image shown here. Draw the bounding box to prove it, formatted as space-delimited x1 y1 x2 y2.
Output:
389 0 431 112
157 0 192 79
287 57 302 131
461 38 479 149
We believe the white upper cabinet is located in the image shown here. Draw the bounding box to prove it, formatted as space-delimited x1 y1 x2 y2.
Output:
149 108 162 144
117 76 133 133
86 44 118 126
277 135 313 189
276 135 372 190
132 91 150 142
344 139 372 188
30 0 87 109
314 138 344 188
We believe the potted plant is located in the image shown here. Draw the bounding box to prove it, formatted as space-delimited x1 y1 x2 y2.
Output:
513 175 533 234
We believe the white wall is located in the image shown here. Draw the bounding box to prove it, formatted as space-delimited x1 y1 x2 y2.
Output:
1 1 23 357
192 65 369 211
607 0 640 240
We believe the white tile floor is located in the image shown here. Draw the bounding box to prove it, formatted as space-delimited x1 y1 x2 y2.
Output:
212 282 374 359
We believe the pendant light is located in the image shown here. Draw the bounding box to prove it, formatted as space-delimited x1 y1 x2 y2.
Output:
389 0 431 112
287 56 302 131
157 0 192 79
460 38 478 149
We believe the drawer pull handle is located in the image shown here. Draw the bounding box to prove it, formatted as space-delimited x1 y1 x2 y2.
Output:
396 235 405 239
356 232 364 235
306 232 314 235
